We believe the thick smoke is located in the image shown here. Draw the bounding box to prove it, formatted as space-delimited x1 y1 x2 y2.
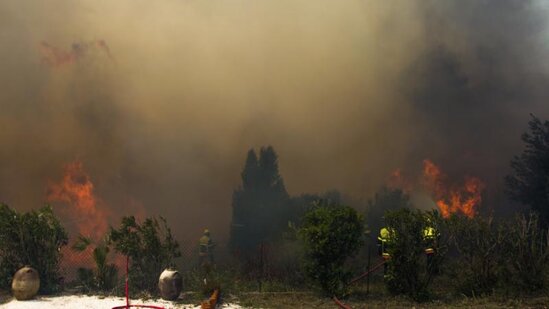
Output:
1 0 548 242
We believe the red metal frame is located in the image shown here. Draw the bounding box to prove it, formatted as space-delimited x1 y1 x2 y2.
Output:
112 256 165 309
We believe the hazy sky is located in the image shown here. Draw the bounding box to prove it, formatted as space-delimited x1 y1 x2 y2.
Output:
1 0 549 242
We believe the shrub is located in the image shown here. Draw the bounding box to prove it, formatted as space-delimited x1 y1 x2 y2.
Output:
0 204 68 293
383 209 447 301
299 201 364 297
72 235 118 292
109 216 180 295
447 215 505 296
502 212 549 292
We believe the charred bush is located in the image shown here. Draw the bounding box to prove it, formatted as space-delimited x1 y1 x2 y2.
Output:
299 201 364 297
0 204 67 294
109 216 180 295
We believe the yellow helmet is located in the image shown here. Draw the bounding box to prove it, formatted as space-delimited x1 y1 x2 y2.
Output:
203 229 210 235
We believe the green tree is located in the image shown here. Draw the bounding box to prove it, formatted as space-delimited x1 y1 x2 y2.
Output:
109 216 180 295
299 201 364 297
506 115 549 226
230 146 290 253
0 204 67 293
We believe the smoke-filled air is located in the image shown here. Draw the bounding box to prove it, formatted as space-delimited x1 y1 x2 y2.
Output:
2 0 549 244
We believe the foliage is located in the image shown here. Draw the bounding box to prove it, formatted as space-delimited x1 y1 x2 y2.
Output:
501 212 549 292
447 215 505 296
0 204 67 293
383 208 446 301
109 216 180 294
506 115 549 226
299 201 364 297
72 235 118 292
230 146 291 254
446 213 549 296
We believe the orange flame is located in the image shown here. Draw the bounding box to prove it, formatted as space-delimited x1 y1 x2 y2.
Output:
46 161 108 240
422 159 484 218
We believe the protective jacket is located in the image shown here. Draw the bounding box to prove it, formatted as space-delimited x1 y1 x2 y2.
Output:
377 227 394 259
199 235 212 256
422 225 437 255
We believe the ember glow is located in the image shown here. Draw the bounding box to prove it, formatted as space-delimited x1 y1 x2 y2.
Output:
422 159 485 218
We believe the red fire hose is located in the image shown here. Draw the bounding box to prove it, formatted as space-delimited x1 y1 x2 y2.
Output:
333 296 352 309
333 259 386 309
112 256 165 309
348 260 385 285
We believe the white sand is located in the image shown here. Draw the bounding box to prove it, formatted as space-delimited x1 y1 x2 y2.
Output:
2 295 243 308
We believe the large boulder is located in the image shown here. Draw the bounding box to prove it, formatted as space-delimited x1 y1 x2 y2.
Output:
12 266 40 300
158 269 182 300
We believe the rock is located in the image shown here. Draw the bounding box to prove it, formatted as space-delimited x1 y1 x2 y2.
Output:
12 266 40 300
158 268 182 301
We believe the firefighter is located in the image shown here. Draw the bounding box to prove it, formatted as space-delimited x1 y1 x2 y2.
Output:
199 229 215 267
377 226 394 276
423 218 438 271
377 227 391 260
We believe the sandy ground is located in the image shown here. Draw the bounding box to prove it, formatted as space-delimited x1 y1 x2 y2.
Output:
2 295 243 308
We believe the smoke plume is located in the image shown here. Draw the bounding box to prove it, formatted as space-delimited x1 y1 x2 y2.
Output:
1 0 549 242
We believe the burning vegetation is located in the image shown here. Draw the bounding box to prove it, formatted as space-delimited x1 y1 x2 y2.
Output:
422 159 485 218
46 161 109 239
389 159 485 218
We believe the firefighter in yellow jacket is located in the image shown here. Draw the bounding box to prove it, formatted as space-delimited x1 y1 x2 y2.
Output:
377 227 393 260
377 226 395 276
423 219 439 271
199 229 215 267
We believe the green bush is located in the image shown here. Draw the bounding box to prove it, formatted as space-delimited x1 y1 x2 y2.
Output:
299 201 364 297
109 216 180 295
383 209 447 301
0 204 68 293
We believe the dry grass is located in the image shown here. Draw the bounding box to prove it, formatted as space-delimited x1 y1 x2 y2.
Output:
224 291 549 308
